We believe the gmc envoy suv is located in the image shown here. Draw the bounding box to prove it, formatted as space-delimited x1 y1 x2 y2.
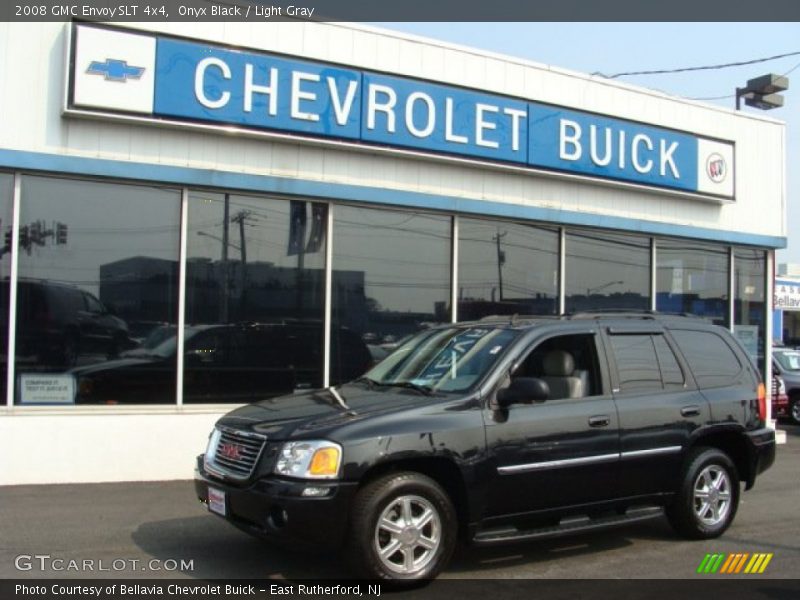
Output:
195 313 776 582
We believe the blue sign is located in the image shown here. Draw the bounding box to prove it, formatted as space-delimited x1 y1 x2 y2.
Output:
360 73 528 163
528 103 698 192
155 39 362 139
73 27 735 199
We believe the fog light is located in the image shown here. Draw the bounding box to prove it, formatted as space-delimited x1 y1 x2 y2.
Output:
302 486 331 497
268 507 289 528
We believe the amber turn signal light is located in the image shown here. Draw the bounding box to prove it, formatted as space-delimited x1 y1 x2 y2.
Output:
309 447 341 476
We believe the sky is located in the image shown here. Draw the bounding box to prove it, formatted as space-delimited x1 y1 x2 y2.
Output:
375 22 800 266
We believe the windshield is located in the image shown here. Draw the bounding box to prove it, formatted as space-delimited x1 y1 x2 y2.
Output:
775 350 800 371
364 326 520 393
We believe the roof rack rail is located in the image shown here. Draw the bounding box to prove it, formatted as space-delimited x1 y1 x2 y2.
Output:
567 309 704 320
477 314 554 324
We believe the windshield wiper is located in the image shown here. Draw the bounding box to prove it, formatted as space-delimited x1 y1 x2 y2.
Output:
384 381 434 395
353 376 382 389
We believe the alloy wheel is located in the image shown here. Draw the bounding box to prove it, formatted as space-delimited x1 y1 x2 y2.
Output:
693 465 732 527
373 494 442 575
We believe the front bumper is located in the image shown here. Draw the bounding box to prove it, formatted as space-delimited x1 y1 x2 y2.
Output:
744 427 776 489
194 456 358 549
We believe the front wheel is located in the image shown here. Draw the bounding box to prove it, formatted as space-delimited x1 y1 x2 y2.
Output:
666 447 740 539
346 472 457 583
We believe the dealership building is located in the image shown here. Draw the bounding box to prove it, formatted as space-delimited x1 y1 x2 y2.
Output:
0 21 786 484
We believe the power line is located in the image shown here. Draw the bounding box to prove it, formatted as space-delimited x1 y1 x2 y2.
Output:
593 50 800 80
688 59 800 101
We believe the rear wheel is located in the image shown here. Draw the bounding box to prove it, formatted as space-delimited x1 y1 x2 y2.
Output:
789 395 800 425
347 472 457 583
666 447 740 539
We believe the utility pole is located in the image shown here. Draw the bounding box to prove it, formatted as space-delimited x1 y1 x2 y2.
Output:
221 194 230 324
493 230 507 301
231 210 253 320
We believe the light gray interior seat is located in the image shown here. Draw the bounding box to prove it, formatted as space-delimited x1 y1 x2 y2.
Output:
540 350 584 399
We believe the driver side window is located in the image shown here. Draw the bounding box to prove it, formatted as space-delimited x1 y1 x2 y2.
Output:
512 333 603 400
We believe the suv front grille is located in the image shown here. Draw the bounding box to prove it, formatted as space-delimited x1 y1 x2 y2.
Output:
207 427 267 480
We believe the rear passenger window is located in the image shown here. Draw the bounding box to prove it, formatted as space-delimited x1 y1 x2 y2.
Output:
669 329 742 388
608 334 662 392
653 335 685 388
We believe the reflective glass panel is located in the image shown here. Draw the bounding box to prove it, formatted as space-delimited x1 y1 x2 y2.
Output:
184 192 327 402
15 176 180 405
656 239 729 326
733 248 766 374
457 218 558 319
565 230 650 313
331 206 451 379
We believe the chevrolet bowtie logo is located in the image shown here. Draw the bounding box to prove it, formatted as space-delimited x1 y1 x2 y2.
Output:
86 59 145 82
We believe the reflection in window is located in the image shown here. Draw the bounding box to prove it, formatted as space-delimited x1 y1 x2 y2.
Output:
331 206 451 381
457 218 558 319
15 176 181 405
670 329 742 388
0 173 13 401
184 193 333 402
656 239 729 326
565 230 650 313
734 248 766 374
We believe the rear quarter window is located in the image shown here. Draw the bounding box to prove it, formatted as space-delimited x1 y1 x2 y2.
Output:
669 329 743 388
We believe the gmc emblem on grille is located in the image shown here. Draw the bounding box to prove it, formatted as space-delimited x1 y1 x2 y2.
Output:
219 443 243 460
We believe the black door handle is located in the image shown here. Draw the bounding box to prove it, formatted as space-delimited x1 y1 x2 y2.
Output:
588 415 611 427
681 405 701 417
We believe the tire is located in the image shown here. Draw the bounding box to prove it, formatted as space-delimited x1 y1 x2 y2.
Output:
789 396 800 425
346 471 457 583
666 447 740 540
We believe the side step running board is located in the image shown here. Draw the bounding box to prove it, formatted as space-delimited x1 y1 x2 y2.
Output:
473 506 664 545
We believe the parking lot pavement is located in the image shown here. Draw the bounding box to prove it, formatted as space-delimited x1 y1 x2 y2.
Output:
1 425 798 581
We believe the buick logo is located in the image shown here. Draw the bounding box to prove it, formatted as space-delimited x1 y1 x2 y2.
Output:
219 443 242 460
706 153 727 184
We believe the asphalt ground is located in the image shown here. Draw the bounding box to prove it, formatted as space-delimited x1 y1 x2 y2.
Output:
1 424 798 582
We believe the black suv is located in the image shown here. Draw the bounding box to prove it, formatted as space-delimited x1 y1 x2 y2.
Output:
194 314 775 582
2 279 129 367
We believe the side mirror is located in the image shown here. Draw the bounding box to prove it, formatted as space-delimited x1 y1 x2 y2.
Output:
497 377 549 408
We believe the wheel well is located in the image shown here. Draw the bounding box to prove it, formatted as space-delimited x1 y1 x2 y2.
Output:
359 457 470 537
690 432 752 488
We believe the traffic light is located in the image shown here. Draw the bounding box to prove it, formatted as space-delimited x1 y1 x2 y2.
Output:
56 222 68 245
19 225 29 249
3 229 10 251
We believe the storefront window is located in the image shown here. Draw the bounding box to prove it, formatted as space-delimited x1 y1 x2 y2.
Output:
565 230 650 313
14 176 181 405
656 239 729 326
184 192 327 402
457 218 558 319
331 206 451 379
734 248 766 374
0 173 13 402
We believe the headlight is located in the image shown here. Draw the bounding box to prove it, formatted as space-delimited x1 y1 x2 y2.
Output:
274 440 342 479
